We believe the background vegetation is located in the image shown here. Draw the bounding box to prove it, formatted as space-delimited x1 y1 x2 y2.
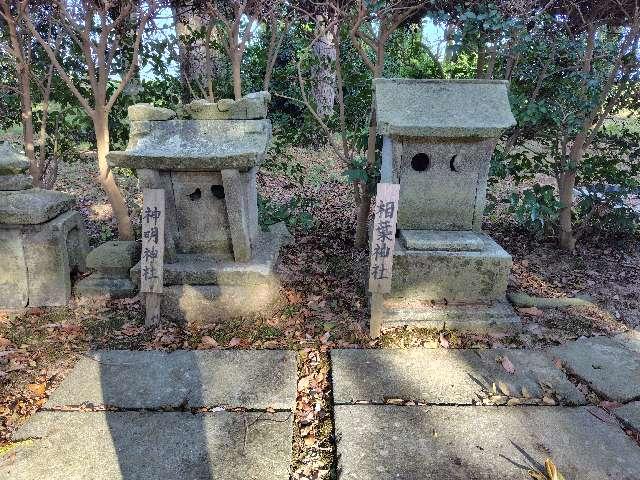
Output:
1 0 639 251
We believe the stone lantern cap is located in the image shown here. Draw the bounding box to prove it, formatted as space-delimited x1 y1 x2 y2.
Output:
0 142 74 224
374 78 516 138
0 142 30 175
107 119 272 171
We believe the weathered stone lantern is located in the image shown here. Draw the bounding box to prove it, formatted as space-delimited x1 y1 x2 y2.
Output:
0 143 88 308
107 93 289 323
374 78 518 330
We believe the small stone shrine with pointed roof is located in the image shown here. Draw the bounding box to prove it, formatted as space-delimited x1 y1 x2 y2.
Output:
373 78 519 330
107 92 290 323
0 142 88 308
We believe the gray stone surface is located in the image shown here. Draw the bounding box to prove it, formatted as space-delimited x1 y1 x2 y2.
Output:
0 211 88 308
614 330 640 354
107 119 271 171
130 230 285 286
380 300 521 332
374 78 516 138
222 168 252 261
86 240 140 277
0 228 28 308
0 142 29 175
0 188 74 224
551 336 640 403
161 283 282 324
0 174 32 190
392 138 496 231
22 210 88 306
400 230 485 251
186 92 270 120
331 348 584 405
46 350 296 409
334 405 640 480
74 275 138 299
170 171 233 255
128 103 176 121
614 401 640 431
389 234 512 303
3 410 292 480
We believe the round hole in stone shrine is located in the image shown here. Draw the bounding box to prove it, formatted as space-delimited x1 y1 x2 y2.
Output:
189 188 202 201
211 185 225 199
411 153 430 172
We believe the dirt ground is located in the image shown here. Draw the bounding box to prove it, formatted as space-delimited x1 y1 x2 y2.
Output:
1 149 638 478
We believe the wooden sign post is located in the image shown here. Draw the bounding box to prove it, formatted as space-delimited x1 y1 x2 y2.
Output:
140 188 165 326
368 183 400 338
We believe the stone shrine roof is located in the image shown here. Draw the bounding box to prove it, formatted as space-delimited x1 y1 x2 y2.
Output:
375 78 516 138
107 119 272 171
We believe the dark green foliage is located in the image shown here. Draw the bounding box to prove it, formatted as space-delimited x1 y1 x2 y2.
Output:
258 194 314 231
509 184 561 236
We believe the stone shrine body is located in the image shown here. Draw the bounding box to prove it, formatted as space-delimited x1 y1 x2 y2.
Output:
108 94 289 323
374 78 519 330
0 143 88 308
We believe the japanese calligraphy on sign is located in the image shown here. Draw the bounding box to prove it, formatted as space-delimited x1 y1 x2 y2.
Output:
141 189 165 295
368 183 400 294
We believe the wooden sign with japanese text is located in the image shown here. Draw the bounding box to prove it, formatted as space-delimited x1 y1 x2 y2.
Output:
141 188 165 325
368 183 400 293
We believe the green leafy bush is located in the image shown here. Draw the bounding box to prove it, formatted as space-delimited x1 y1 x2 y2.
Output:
509 184 561 235
258 195 314 231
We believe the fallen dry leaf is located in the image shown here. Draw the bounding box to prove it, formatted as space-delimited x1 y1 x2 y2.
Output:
501 355 516 374
27 383 46 396
199 336 218 348
518 306 544 316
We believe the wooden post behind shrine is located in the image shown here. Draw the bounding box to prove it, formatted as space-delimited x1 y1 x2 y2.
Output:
368 182 400 338
141 188 165 326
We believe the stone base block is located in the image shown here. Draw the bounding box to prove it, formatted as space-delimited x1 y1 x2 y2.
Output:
162 283 282 324
378 299 521 333
75 275 138 299
0 210 89 308
131 226 289 324
390 233 512 303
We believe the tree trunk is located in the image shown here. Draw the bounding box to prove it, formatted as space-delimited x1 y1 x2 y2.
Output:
311 19 337 117
557 170 576 251
444 24 455 62
4 6 40 185
354 47 384 248
476 34 486 79
18 64 40 186
93 110 134 240
172 2 221 101
354 185 371 248
231 50 242 100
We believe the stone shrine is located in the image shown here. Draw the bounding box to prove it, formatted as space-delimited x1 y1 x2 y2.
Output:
373 78 519 330
0 142 89 308
107 93 290 323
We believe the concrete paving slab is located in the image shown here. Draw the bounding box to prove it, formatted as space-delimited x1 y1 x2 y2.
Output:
614 401 640 431
614 330 640 355
334 405 640 480
331 348 584 405
1 410 292 480
45 350 296 410
551 336 640 403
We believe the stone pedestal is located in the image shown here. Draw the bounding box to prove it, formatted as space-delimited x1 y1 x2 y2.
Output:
372 79 520 332
107 94 288 323
75 241 140 299
0 143 89 308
